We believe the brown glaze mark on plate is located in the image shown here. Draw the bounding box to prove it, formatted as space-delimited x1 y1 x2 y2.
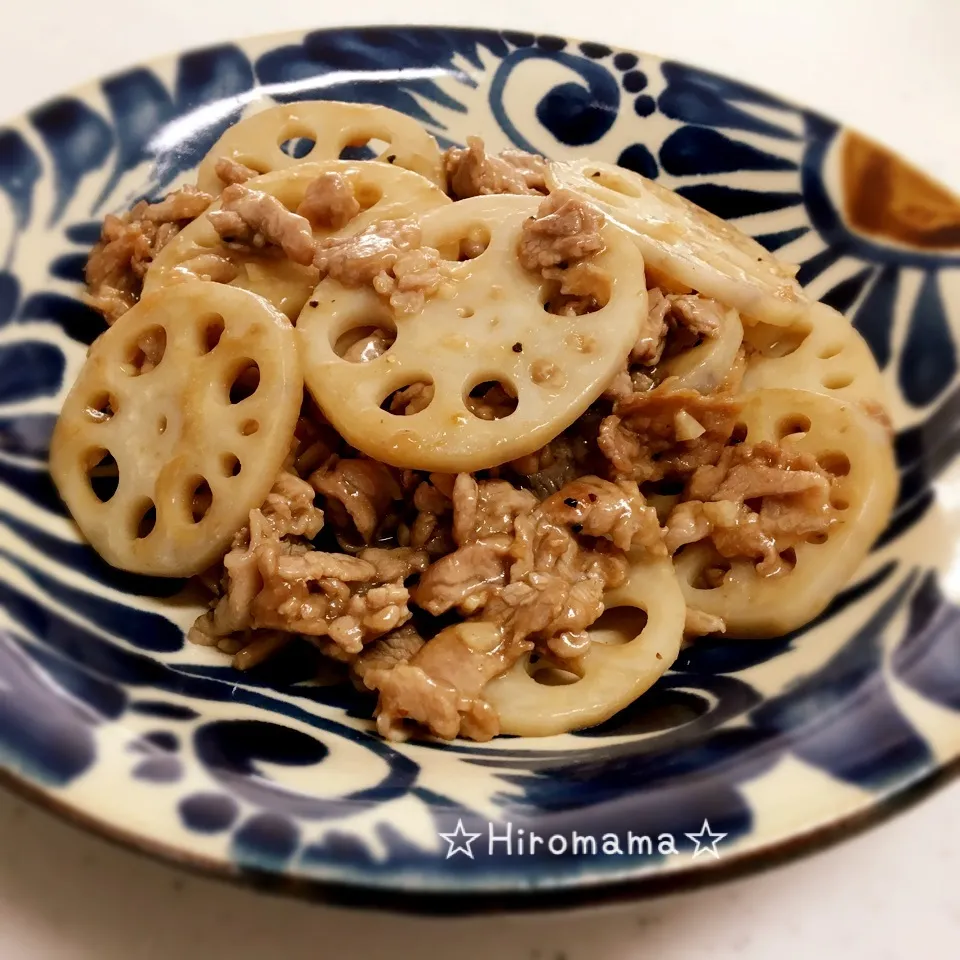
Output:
842 130 960 250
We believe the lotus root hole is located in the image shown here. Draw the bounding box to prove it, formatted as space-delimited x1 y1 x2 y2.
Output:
133 500 157 540
221 453 242 477
339 136 390 162
691 555 731 590
353 181 384 210
278 122 317 160
240 419 260 436
540 271 610 317
589 606 649 646
777 547 797 574
457 307 475 319
85 391 119 423
746 322 810 359
822 371 854 390
86 448 119 503
333 321 397 363
777 413 811 440
199 314 225 354
157 415 167 435
806 532 829 545
817 341 844 360
465 379 518 420
436 224 491 262
729 422 748 445
187 478 213 523
124 326 166 375
831 495 850 511
228 360 261 404
817 450 851 477
380 380 435 416
525 655 580 687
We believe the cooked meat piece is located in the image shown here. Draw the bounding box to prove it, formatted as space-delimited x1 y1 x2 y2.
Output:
310 457 402 543
85 185 213 322
365 621 522 740
413 541 510 615
140 186 213 224
451 474 538 547
214 156 260 186
508 429 601 498
387 381 435 414
351 624 426 686
314 218 447 314
598 385 742 483
536 476 665 554
630 289 725 368
518 190 605 271
260 468 325 539
665 442 834 575
296 171 361 229
208 184 316 265
443 136 547 199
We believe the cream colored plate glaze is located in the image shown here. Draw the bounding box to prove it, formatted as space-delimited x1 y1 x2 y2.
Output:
195 100 445 194
144 161 451 319
49 283 302 577
741 300 886 405
657 307 743 393
298 194 647 472
674 388 898 637
485 555 686 736
547 158 809 326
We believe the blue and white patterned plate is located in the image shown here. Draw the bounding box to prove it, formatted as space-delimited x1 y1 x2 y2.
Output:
1 25 959 913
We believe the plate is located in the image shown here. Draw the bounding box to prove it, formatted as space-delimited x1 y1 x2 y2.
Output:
0 25 958 914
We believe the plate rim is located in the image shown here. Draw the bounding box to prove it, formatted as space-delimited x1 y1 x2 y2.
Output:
1 21 959 914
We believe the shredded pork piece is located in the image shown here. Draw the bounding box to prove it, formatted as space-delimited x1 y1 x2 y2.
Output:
310 457 402 543
518 190 605 271
296 171 361 230
665 442 835 576
208 184 316 265
214 156 260 186
599 385 743 483
351 624 426 686
314 218 447 314
443 136 547 199
85 185 213 322
365 622 519 741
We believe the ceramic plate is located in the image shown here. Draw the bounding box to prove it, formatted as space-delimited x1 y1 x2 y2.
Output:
1 25 958 914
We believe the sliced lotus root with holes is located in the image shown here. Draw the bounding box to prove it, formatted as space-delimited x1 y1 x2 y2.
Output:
656 307 743 393
145 160 450 320
484 555 685 737
49 283 302 577
741 300 886 406
673 388 898 637
195 100 444 194
297 194 647 472
547 159 809 326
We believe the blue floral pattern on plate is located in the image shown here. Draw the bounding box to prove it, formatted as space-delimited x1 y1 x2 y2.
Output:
0 26 958 913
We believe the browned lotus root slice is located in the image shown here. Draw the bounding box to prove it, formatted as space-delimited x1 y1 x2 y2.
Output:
195 100 444 194
144 160 450 319
297 195 647 472
485 555 685 736
673 388 898 637
742 301 886 405
49 283 302 577
547 159 809 325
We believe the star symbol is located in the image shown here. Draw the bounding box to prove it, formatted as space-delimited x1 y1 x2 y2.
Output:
685 819 727 859
438 818 482 859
